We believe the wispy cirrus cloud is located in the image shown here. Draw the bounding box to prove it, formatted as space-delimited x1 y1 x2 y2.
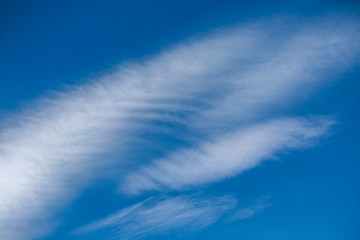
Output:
76 194 272 240
227 195 272 221
76 195 237 240
0 16 359 239
122 117 334 194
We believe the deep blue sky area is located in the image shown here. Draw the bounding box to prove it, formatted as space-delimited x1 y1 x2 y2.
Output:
0 1 360 240
0 0 358 110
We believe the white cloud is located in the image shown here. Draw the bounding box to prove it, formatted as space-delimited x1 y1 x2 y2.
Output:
0 16 359 239
228 195 271 221
76 194 273 239
122 117 334 194
76 195 237 240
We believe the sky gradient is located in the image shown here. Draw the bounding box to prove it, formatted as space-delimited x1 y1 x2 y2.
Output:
0 1 360 240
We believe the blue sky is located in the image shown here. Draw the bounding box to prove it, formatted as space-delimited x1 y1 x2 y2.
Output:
0 1 360 240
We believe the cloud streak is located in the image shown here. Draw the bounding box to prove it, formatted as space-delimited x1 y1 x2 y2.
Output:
76 195 237 240
122 117 334 194
0 16 359 239
76 194 272 239
228 195 271 221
